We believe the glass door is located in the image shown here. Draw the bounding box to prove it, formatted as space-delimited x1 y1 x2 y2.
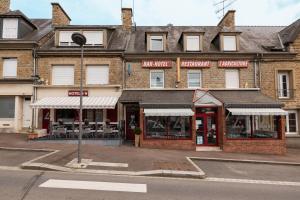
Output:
196 113 218 146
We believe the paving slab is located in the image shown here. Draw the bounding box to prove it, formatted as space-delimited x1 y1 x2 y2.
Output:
0 149 48 166
194 160 300 182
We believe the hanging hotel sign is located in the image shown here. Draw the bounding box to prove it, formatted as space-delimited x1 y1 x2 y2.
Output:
218 60 248 68
181 60 211 68
68 90 89 97
141 60 173 68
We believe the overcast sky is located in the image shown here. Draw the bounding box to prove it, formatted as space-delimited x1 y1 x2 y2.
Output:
11 0 300 26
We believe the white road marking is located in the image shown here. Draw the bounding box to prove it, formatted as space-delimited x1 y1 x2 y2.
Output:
206 177 300 187
39 179 147 193
89 162 128 168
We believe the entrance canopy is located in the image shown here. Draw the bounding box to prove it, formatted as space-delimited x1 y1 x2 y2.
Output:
31 96 118 109
227 108 287 116
144 109 194 116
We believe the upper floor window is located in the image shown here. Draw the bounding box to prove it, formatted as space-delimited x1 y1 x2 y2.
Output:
223 35 237 51
225 69 239 88
52 65 74 85
188 70 202 88
86 65 109 85
2 19 18 39
83 31 104 46
186 35 201 51
278 72 291 98
150 70 164 88
3 58 17 78
59 31 76 46
149 35 164 51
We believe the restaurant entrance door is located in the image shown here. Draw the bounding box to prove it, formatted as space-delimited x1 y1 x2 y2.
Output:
195 108 218 146
125 104 140 141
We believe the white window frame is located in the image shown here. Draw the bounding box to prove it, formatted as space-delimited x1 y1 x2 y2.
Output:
2 18 18 39
278 72 290 99
58 31 77 46
83 31 104 46
86 65 109 85
52 65 74 86
150 70 164 89
187 70 202 88
286 110 298 135
3 58 17 78
149 35 164 51
225 69 240 89
223 35 237 51
186 35 200 51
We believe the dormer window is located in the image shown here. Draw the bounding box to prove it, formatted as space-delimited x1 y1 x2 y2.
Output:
2 18 18 39
59 31 77 46
186 35 200 51
223 35 237 51
83 31 103 46
149 35 164 51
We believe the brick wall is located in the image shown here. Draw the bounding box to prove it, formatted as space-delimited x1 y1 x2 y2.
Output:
0 50 33 79
260 60 300 109
0 0 10 14
51 3 70 26
122 8 132 31
125 60 255 89
38 56 123 86
217 10 235 30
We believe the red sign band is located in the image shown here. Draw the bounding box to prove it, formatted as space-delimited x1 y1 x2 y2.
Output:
68 90 89 97
142 60 173 68
218 60 248 68
181 60 211 68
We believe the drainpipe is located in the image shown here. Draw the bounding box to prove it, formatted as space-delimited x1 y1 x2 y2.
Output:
31 48 37 131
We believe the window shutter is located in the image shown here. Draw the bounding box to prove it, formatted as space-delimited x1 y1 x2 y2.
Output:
223 36 237 51
86 65 109 85
150 36 163 51
188 70 201 88
186 36 200 51
225 70 239 88
83 31 103 45
2 19 18 39
59 31 74 45
3 58 17 78
52 66 74 85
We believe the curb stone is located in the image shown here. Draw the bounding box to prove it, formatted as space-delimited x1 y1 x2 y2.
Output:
190 157 300 166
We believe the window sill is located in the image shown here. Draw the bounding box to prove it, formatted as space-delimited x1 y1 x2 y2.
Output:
286 134 300 138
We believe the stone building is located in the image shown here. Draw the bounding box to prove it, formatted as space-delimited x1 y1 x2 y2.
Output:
31 3 130 133
0 0 52 132
120 10 288 154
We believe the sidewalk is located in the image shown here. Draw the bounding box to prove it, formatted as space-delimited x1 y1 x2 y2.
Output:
1 133 300 177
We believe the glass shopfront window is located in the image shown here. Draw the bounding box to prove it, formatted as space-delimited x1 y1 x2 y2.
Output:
145 116 191 139
0 97 15 118
226 114 280 139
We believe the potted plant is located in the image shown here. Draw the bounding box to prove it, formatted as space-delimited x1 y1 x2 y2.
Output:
133 127 141 147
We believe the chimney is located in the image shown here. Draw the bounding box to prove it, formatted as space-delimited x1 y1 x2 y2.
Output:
122 8 133 31
218 10 235 30
0 0 10 14
51 2 71 26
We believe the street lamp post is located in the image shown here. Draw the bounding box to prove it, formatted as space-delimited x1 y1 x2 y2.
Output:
71 33 86 164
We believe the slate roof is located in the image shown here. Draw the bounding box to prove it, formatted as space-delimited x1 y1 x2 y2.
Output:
279 19 300 45
119 90 195 108
209 90 283 108
39 25 130 51
0 10 52 42
126 25 286 53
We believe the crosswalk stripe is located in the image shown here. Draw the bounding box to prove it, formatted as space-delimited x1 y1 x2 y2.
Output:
39 179 147 193
205 177 300 187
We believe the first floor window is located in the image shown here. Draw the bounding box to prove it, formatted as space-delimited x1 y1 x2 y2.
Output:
52 65 74 85
149 35 164 51
150 70 164 88
225 69 239 88
0 97 15 118
186 35 200 51
145 116 191 139
3 58 17 78
226 114 280 139
278 72 291 98
223 35 237 51
188 70 201 88
286 110 298 134
86 65 109 85
2 18 18 39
